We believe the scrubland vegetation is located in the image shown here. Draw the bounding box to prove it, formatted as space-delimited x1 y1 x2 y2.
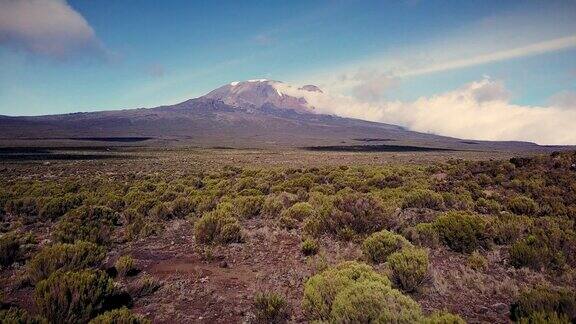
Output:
1 150 575 323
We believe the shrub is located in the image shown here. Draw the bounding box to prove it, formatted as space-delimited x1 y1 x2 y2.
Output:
387 247 429 292
489 214 532 245
475 198 501 214
434 211 488 253
279 202 314 229
115 255 137 277
40 194 82 220
327 192 387 238
53 206 118 245
0 232 22 266
509 235 565 271
0 307 47 324
402 189 445 210
5 197 39 222
170 197 194 218
507 195 539 216
403 223 440 248
421 311 466 323
442 191 473 211
34 270 118 323
233 195 264 219
88 307 150 324
302 261 391 320
27 241 106 283
301 238 319 256
128 273 161 298
467 251 488 271
510 286 576 322
362 229 412 264
262 192 298 218
194 203 242 244
330 280 422 323
253 292 290 324
149 203 173 220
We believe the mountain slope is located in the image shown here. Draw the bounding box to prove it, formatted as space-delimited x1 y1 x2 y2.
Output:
0 80 554 151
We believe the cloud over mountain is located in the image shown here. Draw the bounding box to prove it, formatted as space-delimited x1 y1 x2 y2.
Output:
276 78 576 145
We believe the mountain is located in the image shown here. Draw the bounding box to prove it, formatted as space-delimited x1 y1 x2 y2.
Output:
0 80 559 151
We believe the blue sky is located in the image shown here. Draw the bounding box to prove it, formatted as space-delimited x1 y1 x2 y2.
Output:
0 0 575 120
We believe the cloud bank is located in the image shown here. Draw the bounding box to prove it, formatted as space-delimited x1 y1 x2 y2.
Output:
0 0 104 59
275 78 576 145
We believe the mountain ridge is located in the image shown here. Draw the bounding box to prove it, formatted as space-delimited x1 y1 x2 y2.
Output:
0 80 566 151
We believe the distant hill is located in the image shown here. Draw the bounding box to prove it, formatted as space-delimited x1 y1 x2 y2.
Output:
0 80 563 151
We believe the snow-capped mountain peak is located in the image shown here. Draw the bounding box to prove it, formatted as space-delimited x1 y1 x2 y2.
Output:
204 80 321 113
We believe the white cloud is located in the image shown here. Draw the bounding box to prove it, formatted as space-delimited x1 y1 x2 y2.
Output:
549 90 576 110
399 36 576 78
274 79 576 145
0 0 104 58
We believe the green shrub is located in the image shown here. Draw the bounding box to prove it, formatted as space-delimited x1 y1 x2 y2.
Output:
510 286 576 322
34 270 118 323
262 192 298 218
53 206 118 245
279 202 314 229
467 251 488 271
115 255 137 277
253 292 290 324
301 238 319 256
0 307 47 324
88 307 150 324
124 215 163 241
149 202 172 220
434 211 488 253
5 197 39 221
40 194 82 220
27 241 106 283
442 191 473 210
387 247 429 292
517 311 571 324
330 280 422 323
507 195 539 216
368 174 404 189
194 203 242 244
421 311 466 323
475 198 502 214
233 195 264 219
403 223 440 248
509 235 563 270
302 261 391 320
489 214 532 245
362 229 412 264
170 197 194 218
402 189 445 210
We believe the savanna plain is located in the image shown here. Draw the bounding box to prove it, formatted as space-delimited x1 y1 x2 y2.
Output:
1 147 576 323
